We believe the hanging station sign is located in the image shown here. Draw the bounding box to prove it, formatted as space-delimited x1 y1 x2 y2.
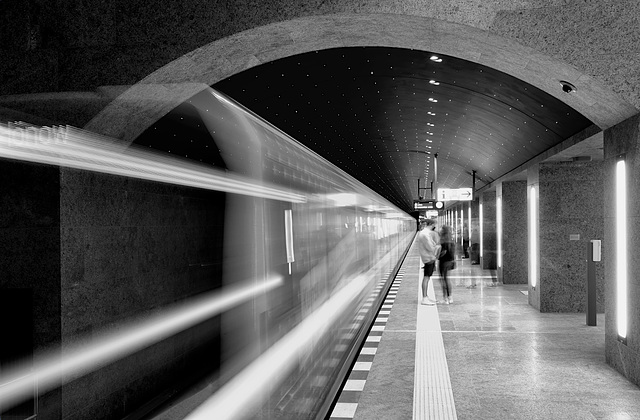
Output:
413 199 444 210
437 188 473 201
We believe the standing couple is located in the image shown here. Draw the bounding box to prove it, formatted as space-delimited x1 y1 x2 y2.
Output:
417 219 455 305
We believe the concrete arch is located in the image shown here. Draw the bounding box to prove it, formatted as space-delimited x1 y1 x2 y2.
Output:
85 13 637 144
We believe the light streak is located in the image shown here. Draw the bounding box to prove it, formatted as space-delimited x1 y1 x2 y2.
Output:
0 277 284 410
497 196 502 268
461 208 464 247
185 273 368 420
479 204 483 258
530 186 537 288
0 124 306 203
616 160 627 339
468 202 471 248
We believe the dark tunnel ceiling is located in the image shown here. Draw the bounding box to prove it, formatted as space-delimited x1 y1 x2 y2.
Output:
139 47 593 214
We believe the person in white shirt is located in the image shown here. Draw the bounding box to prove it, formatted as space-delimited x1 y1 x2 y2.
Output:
416 219 441 305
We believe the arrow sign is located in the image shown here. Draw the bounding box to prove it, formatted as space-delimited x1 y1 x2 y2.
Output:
437 188 473 201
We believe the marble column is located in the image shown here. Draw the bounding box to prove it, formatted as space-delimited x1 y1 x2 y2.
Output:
59 168 225 419
604 113 640 388
468 197 480 265
537 160 604 312
0 160 62 419
501 180 528 284
480 191 497 271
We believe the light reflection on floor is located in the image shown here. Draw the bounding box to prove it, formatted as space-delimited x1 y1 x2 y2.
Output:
440 259 640 420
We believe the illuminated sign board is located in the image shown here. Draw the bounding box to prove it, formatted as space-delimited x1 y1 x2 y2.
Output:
437 188 473 201
413 200 444 210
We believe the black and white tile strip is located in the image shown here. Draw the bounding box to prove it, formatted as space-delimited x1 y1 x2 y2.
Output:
328 269 404 419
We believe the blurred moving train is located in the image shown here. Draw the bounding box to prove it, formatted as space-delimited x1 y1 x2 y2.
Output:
0 88 415 419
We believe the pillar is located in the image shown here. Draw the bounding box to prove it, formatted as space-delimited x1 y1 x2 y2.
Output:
537 160 604 312
604 113 640 388
0 160 62 419
480 191 497 271
501 180 528 284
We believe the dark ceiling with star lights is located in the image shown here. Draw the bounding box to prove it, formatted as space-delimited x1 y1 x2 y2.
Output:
135 47 593 214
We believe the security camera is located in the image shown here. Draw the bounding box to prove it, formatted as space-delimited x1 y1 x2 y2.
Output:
560 80 576 93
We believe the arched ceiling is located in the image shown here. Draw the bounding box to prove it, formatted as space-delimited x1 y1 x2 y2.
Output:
83 13 636 142
134 46 592 213
2 12 637 214
80 14 634 214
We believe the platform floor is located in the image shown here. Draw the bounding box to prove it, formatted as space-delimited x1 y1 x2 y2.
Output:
330 240 640 420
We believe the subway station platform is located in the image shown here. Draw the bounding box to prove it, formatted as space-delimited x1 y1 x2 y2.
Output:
330 239 640 420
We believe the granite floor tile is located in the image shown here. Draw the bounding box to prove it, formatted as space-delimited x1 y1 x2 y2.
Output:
441 262 640 420
351 255 640 420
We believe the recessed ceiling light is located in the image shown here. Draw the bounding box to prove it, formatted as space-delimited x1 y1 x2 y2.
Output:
429 98 438 102
429 80 440 85
430 55 442 62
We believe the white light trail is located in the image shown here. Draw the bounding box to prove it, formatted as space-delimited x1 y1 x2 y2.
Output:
0 277 283 410
0 124 306 203
185 273 368 420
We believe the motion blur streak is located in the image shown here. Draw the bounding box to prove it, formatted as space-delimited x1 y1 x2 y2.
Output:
0 124 306 203
0 276 284 410
185 274 369 420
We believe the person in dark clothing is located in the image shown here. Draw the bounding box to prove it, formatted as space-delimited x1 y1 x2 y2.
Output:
438 225 456 304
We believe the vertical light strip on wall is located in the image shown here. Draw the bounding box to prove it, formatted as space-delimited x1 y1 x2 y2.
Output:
454 210 458 244
468 203 472 245
461 208 464 248
284 209 295 275
479 204 484 258
529 186 537 288
497 196 502 268
616 159 627 341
